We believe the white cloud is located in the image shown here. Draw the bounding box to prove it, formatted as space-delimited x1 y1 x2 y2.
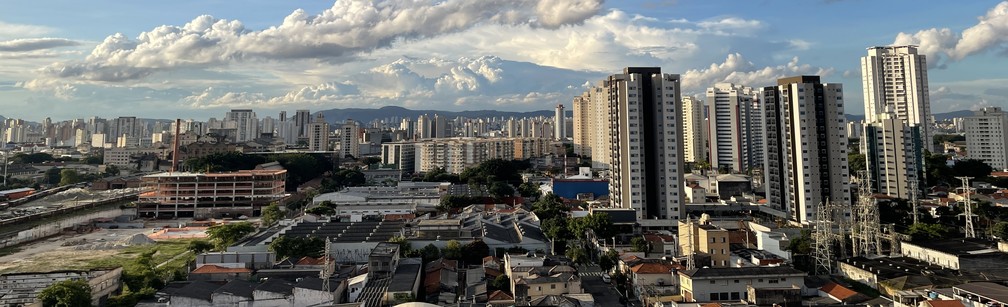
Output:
681 53 834 93
0 21 54 39
894 1 1008 66
31 0 603 83
0 38 79 52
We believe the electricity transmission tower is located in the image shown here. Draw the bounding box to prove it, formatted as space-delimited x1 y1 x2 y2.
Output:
813 199 835 275
852 171 881 256
958 176 976 238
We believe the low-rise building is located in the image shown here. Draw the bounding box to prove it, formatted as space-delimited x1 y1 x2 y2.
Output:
408 207 549 253
901 238 1008 273
0 268 122 307
385 258 423 305
678 266 806 303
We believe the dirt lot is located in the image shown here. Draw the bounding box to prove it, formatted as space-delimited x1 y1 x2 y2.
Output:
0 228 194 274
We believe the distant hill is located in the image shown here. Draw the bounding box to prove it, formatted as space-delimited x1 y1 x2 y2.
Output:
317 106 555 125
845 110 971 122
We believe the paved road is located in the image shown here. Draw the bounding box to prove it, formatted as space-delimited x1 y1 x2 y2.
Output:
580 264 625 307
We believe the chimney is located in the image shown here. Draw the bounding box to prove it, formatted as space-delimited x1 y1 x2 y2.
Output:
171 118 180 173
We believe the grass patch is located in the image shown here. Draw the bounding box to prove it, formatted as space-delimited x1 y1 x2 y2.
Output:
81 239 194 270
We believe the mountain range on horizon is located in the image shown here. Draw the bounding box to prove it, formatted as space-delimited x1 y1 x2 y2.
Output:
0 108 977 127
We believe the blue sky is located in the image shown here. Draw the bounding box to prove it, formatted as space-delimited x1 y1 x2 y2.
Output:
1 0 1006 121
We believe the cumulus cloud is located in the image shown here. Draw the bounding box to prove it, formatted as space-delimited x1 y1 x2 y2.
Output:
894 1 1008 66
32 0 603 83
681 53 834 92
0 38 79 52
182 55 591 109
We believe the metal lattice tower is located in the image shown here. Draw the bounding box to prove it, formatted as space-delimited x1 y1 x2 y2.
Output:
958 176 976 238
855 170 882 256
684 216 696 270
909 178 920 225
812 200 834 275
322 237 335 304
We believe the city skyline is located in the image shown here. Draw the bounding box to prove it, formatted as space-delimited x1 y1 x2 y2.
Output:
1 0 1007 121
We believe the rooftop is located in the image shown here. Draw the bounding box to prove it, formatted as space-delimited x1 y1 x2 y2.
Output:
954 282 1008 303
191 264 252 274
904 238 999 255
388 258 423 292
213 279 257 298
681 266 806 278
370 242 400 257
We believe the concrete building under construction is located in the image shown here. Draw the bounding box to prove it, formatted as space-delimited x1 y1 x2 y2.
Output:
137 163 287 219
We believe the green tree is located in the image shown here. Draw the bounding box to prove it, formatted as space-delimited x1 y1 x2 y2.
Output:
14 152 54 164
463 240 490 264
438 195 480 212
580 212 614 239
611 271 629 294
420 244 441 262
488 181 515 199
44 168 62 185
206 222 256 250
532 193 565 221
269 236 325 260
518 181 542 199
83 155 103 165
925 152 953 186
260 203 283 226
565 243 587 265
443 240 463 260
489 274 511 293
39 279 91 307
906 223 955 241
631 237 651 253
186 240 214 254
992 221 1008 241
953 159 993 179
102 165 120 177
59 169 82 186
389 236 413 257
786 230 812 255
122 251 164 293
305 206 335 216
599 249 619 272
848 153 866 175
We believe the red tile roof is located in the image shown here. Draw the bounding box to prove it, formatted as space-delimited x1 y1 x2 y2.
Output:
630 262 677 274
296 256 326 266
488 290 514 301
191 264 251 274
820 282 858 301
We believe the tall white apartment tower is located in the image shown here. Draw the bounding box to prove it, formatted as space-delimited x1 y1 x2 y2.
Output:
226 109 259 142
706 83 762 172
965 107 1008 170
340 119 361 159
307 113 330 152
555 104 566 141
863 109 919 199
763 76 851 224
861 46 932 148
681 96 707 164
592 67 685 228
572 86 612 169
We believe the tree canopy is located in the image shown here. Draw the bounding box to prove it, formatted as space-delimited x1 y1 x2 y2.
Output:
59 169 82 186
39 279 91 307
532 193 565 221
631 237 651 253
207 222 256 250
907 223 956 242
952 159 993 179
260 203 283 226
269 236 325 260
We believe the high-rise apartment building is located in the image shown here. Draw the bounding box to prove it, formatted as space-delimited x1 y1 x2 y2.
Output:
763 76 850 224
226 109 258 142
965 107 1008 170
681 96 707 164
862 109 920 199
861 46 932 148
571 86 611 168
340 119 361 159
307 113 329 152
294 109 311 138
580 67 685 227
706 83 762 172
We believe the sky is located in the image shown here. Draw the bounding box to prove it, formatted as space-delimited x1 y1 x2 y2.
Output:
1 0 1007 121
